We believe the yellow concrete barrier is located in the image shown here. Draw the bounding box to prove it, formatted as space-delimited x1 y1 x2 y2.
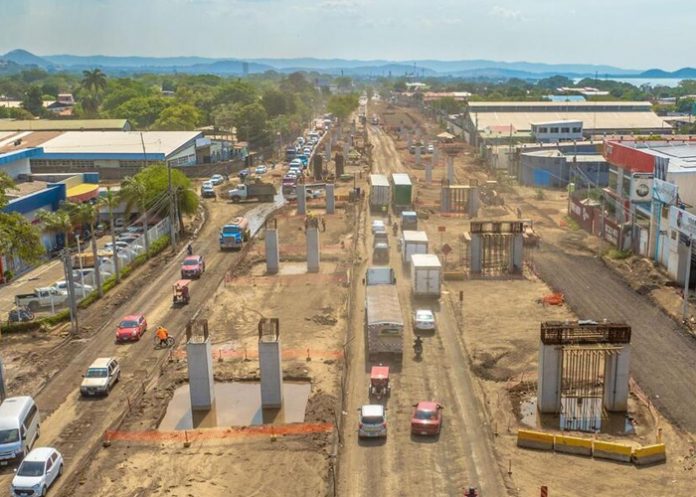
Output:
593 440 633 463
443 271 467 281
516 429 554 451
632 443 667 466
554 434 592 456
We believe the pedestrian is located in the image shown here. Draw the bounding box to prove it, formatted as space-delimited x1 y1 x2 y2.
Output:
321 217 326 232
187 242 193 256
516 207 522 219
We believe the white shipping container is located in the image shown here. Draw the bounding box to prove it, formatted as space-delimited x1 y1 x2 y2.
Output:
410 253 442 297
401 230 428 263
369 174 390 211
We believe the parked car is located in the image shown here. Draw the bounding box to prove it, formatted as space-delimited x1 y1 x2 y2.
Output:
15 287 68 312
210 174 225 185
10 447 63 497
115 313 147 342
289 158 303 168
201 183 216 198
371 220 386 235
116 234 141 244
51 280 95 296
0 396 40 465
410 401 443 436
358 404 387 439
414 309 436 332
125 225 144 234
104 241 130 251
181 255 205 279
255 165 268 175
80 357 120 397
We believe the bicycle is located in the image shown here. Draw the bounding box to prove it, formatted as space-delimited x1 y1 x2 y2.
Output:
153 334 175 349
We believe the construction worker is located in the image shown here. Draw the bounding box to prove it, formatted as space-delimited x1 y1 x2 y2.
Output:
156 326 169 346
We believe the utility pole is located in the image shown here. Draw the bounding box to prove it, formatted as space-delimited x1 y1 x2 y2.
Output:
168 163 176 250
684 235 693 321
62 249 79 334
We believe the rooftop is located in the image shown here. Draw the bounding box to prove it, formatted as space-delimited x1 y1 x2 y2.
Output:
0 131 62 154
6 180 51 198
0 119 130 132
473 110 667 133
39 131 202 157
468 101 652 110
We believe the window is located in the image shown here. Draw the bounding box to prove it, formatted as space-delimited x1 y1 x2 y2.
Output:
25 404 37 427
538 127 548 133
550 127 559 133
561 127 570 133
572 127 582 133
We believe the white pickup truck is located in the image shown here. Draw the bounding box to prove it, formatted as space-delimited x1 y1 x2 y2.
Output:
15 287 69 312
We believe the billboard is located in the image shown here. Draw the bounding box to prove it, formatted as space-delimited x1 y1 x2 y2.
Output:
652 178 678 205
630 173 653 203
669 206 696 238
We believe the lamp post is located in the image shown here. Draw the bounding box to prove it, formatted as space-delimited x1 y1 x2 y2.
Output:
75 234 86 298
683 235 693 322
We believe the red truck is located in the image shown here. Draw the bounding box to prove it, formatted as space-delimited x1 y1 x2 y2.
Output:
181 255 205 279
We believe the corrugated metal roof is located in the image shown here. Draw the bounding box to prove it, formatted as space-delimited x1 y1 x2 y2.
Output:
403 230 428 242
474 111 668 133
365 285 403 326
0 119 129 131
410 253 441 268
369 174 390 187
39 131 202 157
391 173 411 186
469 101 652 109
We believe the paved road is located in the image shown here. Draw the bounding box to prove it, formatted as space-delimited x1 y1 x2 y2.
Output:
535 245 696 432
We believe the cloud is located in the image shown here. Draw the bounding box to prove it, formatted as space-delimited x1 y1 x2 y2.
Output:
489 5 525 21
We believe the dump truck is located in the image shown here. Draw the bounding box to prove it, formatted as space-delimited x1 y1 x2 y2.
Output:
369 174 390 213
227 179 276 203
391 173 412 212
365 284 403 358
219 217 250 250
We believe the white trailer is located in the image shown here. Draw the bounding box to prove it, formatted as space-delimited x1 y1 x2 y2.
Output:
365 284 403 357
369 174 390 213
401 230 429 264
410 253 442 298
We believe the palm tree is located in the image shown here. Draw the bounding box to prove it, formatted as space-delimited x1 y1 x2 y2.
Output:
81 69 107 93
120 176 150 258
36 209 74 251
70 202 103 297
98 187 121 283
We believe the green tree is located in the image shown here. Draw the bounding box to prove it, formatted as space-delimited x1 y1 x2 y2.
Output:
81 68 108 93
68 202 103 297
153 103 201 130
21 85 44 116
36 208 74 250
120 176 150 257
233 102 269 147
128 164 199 232
0 173 44 268
214 80 257 107
262 88 289 118
98 187 122 282
111 96 169 129
327 94 359 121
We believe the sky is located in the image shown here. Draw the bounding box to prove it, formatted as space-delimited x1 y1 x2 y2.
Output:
0 0 693 70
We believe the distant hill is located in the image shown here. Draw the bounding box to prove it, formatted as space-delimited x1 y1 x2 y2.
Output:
4 49 694 80
2 49 53 69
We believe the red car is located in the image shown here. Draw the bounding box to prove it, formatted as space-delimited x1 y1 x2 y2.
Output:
116 314 147 342
181 255 205 279
411 401 443 436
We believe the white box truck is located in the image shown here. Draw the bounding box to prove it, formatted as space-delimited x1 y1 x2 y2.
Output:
401 230 428 264
365 284 403 358
410 253 442 298
369 174 390 213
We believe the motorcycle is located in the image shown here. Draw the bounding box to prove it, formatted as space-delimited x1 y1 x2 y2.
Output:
392 222 398 236
413 337 423 358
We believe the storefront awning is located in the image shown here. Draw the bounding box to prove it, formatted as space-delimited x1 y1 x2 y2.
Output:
67 183 99 203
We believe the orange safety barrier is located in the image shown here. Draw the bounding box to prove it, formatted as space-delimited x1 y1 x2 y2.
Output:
104 422 334 443
174 348 344 361
541 293 565 306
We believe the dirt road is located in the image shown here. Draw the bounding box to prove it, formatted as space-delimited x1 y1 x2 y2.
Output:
534 246 696 432
0 192 281 495
337 125 506 497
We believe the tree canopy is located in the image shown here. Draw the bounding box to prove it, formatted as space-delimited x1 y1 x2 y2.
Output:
0 173 44 265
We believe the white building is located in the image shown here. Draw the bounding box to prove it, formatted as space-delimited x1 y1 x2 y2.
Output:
531 120 583 143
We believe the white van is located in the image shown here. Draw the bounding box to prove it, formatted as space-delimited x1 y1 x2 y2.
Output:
0 396 40 463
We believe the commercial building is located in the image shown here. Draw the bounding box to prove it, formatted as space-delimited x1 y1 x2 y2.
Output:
530 120 583 143
461 101 669 146
30 131 204 177
0 119 131 132
520 148 608 188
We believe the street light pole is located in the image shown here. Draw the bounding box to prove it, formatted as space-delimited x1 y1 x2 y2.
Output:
75 234 86 298
168 162 176 251
683 235 693 321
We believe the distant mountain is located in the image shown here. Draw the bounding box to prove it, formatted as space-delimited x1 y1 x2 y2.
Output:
0 59 26 75
4 49 693 80
2 49 53 69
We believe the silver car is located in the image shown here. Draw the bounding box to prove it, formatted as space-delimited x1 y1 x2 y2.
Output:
80 357 120 396
358 404 387 438
414 309 436 332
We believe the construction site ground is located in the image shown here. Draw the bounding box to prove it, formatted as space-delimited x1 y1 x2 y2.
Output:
367 101 696 496
3 104 696 497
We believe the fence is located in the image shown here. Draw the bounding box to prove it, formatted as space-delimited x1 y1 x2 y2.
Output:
99 218 171 274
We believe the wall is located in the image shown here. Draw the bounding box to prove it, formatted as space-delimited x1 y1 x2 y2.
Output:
0 156 30 179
